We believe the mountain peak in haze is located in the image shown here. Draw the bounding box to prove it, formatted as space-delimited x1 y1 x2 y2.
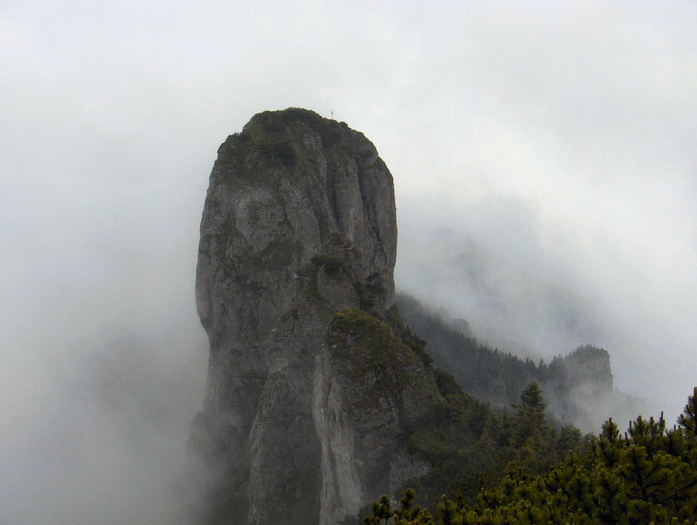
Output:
189 108 443 524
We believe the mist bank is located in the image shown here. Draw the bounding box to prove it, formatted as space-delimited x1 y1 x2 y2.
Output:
395 194 693 423
0 314 208 525
394 292 644 433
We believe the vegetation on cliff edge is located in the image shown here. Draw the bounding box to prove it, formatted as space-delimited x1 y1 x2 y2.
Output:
365 388 697 524
327 307 585 515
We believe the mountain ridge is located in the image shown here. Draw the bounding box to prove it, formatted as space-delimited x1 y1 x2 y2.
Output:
395 292 641 431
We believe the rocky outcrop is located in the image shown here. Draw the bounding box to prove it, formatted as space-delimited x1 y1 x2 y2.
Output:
189 109 438 524
543 345 616 430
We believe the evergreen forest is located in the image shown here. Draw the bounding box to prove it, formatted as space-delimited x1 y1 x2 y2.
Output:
360 298 697 524
364 387 697 524
395 293 638 432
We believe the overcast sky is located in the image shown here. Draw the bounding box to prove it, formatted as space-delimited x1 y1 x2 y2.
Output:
2 1 696 523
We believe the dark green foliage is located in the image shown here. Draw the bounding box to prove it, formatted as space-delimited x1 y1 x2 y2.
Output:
365 387 697 524
276 107 346 147
327 307 400 370
326 307 583 520
405 370 491 501
325 308 439 409
395 293 549 408
520 382 545 411
393 380 583 513
678 387 697 438
386 304 432 367
215 108 354 188
395 293 622 428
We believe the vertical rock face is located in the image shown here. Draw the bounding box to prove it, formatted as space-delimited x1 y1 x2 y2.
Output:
190 109 433 524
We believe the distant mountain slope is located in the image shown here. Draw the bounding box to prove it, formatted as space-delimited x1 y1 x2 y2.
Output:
395 292 640 431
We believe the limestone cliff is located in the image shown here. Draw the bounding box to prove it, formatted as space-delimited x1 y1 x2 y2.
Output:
189 109 439 524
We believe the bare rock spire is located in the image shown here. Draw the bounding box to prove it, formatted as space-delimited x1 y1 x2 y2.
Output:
190 109 435 525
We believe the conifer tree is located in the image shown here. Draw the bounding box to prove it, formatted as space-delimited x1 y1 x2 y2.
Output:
366 387 697 524
678 387 697 438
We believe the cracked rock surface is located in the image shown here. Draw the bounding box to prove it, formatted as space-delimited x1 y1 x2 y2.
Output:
189 109 435 525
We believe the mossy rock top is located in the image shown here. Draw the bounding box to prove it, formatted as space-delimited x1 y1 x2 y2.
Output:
325 308 441 413
214 107 365 186
326 307 407 370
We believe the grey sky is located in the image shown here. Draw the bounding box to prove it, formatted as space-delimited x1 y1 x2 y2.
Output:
2 1 696 523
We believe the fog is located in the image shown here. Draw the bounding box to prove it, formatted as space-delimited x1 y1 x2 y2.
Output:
2 1 696 523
